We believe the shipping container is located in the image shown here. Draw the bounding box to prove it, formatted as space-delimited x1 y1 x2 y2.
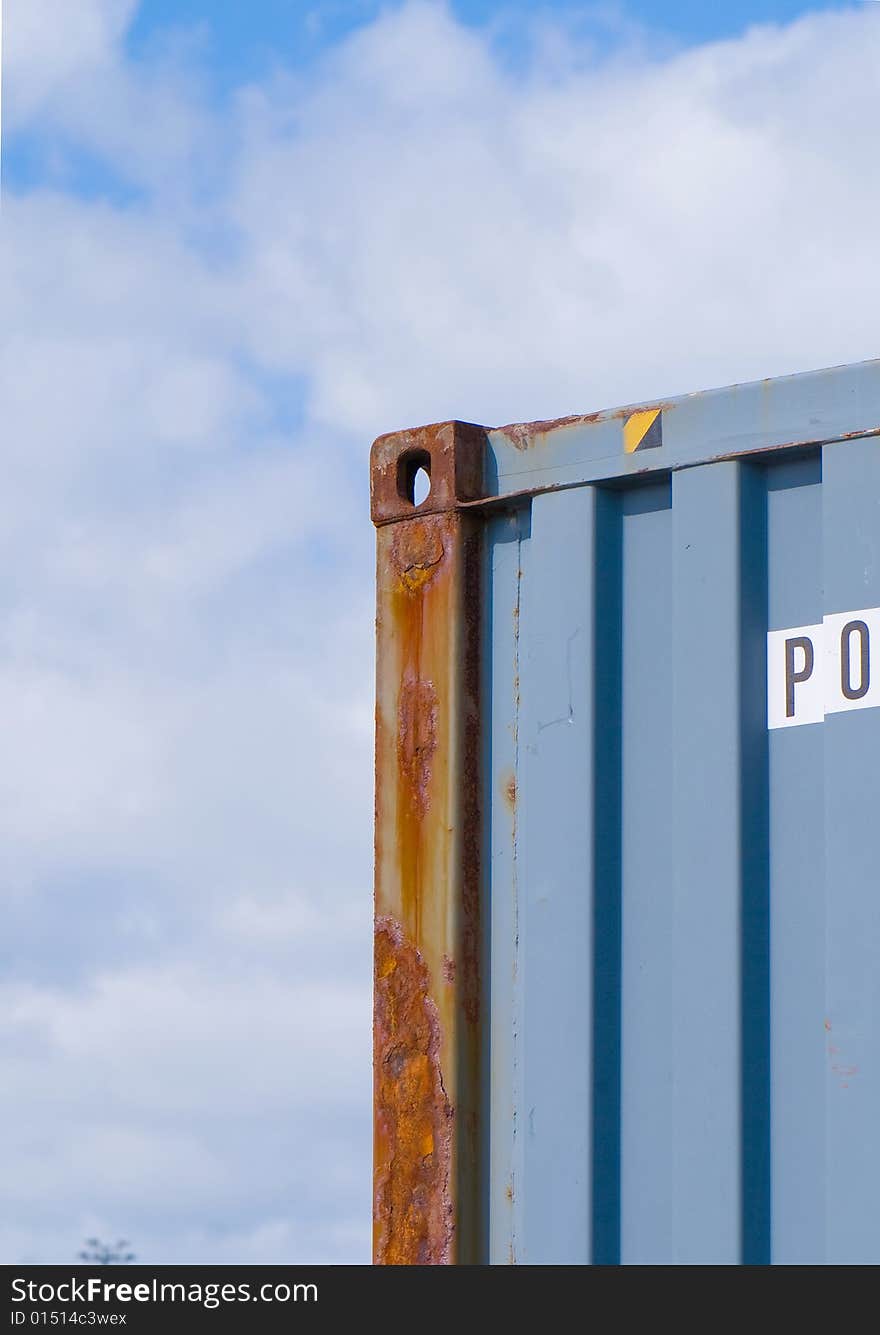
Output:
371 358 880 1265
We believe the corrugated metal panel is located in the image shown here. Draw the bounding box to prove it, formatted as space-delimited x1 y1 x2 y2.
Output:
372 358 880 1264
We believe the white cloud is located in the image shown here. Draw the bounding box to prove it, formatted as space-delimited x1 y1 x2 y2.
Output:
226 1 880 434
4 0 138 124
2 0 880 1264
5 0 214 194
2 964 368 1120
0 960 371 1261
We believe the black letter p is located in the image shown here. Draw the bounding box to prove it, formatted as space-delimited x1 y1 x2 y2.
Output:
785 635 814 719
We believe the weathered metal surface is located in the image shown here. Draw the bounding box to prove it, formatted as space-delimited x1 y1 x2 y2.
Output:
371 420 485 526
373 358 880 1265
372 423 484 1264
373 916 452 1264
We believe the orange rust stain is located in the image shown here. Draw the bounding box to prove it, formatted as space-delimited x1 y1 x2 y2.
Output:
397 677 438 818
374 915 453 1265
502 771 516 812
381 513 456 938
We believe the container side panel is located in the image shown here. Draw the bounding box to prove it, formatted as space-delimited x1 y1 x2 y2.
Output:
670 463 744 1263
618 484 674 1263
486 508 528 1264
766 454 826 1263
514 489 596 1264
822 437 880 1264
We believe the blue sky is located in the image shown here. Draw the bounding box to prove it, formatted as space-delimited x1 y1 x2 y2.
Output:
3 0 879 1266
125 0 859 86
4 1 864 201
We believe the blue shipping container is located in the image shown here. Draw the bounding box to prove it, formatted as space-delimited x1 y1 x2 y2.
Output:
371 358 880 1264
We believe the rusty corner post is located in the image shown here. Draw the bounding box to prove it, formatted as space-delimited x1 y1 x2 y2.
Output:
371 420 486 1264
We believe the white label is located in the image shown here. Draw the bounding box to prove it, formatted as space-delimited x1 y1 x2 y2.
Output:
767 605 880 729
767 623 824 728
823 607 880 716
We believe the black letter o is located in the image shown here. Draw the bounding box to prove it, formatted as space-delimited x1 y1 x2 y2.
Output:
841 620 870 701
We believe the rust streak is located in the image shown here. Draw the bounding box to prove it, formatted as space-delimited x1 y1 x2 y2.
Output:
397 676 437 819
384 512 456 941
374 916 453 1266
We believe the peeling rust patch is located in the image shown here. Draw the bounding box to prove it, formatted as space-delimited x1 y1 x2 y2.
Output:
390 520 446 593
497 414 597 451
397 675 438 818
374 916 453 1265
502 771 517 813
442 955 456 984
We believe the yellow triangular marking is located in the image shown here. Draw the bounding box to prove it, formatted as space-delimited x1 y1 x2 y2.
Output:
623 407 661 454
